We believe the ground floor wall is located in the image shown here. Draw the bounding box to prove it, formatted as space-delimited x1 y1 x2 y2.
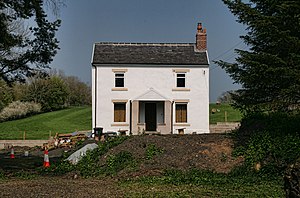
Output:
92 99 209 135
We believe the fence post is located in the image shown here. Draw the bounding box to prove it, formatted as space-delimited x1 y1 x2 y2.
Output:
23 131 26 140
225 111 228 122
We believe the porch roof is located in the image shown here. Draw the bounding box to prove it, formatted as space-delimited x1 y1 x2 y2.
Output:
132 88 170 101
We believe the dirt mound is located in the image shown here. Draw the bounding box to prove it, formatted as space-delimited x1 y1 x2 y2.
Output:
100 134 243 175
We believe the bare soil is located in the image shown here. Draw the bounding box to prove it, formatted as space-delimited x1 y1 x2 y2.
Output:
0 134 244 197
101 134 243 176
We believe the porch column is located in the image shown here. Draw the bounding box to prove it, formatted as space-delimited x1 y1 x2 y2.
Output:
164 100 172 134
131 100 139 135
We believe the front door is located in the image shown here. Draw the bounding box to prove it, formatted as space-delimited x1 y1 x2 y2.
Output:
145 103 157 131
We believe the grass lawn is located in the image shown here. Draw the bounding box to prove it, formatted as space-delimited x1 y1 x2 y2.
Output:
120 170 284 197
210 103 242 124
0 104 241 139
0 106 92 140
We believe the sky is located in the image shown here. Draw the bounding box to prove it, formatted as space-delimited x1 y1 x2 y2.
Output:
48 0 247 102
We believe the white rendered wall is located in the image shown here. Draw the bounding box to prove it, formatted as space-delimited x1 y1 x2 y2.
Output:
92 65 209 134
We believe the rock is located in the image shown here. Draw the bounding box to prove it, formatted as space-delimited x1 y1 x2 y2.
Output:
66 143 98 165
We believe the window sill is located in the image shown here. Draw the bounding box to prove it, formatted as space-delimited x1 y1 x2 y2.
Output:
111 87 128 91
174 123 190 126
111 123 129 127
172 88 190 92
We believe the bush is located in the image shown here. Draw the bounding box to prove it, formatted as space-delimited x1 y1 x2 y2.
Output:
0 101 41 122
233 112 300 174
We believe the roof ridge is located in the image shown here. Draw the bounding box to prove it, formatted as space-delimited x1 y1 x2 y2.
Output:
95 42 194 47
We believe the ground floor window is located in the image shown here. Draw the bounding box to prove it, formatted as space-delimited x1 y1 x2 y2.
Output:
175 103 187 123
114 103 126 122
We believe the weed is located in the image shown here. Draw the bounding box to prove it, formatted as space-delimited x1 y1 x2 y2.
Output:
220 152 228 162
12 171 37 179
123 168 284 197
106 151 137 175
38 136 131 177
0 170 6 180
145 144 164 160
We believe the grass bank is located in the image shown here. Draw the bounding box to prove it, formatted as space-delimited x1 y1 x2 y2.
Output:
0 104 241 139
0 106 92 140
210 103 242 124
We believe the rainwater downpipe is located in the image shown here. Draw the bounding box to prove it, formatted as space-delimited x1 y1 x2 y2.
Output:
93 65 97 135
171 101 174 134
129 100 132 135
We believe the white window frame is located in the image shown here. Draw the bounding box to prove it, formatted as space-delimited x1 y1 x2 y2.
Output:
115 72 125 87
176 73 186 88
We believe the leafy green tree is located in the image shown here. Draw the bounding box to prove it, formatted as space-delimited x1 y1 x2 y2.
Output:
63 76 91 106
0 80 13 111
0 0 61 83
217 90 236 104
216 0 300 113
25 76 69 111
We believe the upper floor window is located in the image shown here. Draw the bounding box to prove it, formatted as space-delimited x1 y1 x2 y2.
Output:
115 73 124 87
176 73 186 87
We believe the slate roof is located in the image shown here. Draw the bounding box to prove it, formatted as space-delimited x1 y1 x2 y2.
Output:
92 42 208 65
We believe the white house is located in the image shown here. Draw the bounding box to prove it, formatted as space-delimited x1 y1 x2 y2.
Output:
91 23 209 135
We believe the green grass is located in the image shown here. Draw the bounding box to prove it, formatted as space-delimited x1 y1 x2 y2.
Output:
210 103 242 124
0 106 92 140
0 104 242 139
121 169 284 197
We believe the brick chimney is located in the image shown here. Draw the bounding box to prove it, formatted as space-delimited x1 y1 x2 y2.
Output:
196 23 207 51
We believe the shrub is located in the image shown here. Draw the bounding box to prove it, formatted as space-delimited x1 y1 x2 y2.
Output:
233 112 300 174
0 101 41 122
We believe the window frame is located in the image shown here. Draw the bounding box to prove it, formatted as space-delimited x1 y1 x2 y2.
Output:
115 72 125 87
176 73 186 88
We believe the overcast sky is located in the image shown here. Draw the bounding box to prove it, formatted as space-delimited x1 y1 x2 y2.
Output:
49 0 247 102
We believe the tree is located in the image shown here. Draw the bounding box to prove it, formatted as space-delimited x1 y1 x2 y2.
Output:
47 69 92 106
0 80 13 111
216 0 300 113
25 76 69 111
0 0 61 83
63 76 92 106
217 90 236 104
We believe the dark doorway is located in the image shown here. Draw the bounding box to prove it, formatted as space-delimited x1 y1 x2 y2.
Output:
145 103 157 131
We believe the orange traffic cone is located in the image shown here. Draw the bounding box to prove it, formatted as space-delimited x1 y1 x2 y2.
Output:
43 150 50 168
10 146 15 159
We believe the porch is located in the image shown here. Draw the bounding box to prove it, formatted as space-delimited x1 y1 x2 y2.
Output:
131 100 172 135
